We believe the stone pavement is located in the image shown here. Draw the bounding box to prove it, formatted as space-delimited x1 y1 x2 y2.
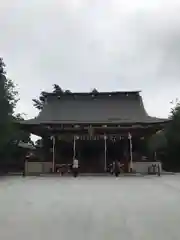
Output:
0 175 180 240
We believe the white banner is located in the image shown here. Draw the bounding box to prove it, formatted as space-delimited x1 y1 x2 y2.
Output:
57 134 126 141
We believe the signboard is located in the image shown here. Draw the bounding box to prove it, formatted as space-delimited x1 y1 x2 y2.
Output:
57 134 125 141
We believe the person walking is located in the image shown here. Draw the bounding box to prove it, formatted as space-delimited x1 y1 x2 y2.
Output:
72 158 79 177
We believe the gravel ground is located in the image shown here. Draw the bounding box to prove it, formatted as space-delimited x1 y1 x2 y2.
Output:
0 175 180 240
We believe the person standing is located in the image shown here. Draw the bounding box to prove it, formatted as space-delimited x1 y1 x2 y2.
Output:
72 158 79 177
112 161 115 175
114 160 120 177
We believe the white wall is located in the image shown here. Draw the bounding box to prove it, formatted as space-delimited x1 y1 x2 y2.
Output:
133 162 161 174
25 161 161 174
25 162 52 174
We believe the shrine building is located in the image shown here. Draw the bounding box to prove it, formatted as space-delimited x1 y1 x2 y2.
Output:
20 90 168 174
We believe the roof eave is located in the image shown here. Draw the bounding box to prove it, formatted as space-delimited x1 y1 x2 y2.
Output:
19 118 170 126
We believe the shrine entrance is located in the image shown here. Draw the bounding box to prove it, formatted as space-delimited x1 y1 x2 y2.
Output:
52 133 136 173
78 139 104 173
72 136 130 173
106 138 129 172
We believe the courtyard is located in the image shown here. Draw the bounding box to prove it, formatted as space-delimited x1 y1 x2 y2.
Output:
0 175 180 239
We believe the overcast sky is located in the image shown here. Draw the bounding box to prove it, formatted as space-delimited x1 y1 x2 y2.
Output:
1 0 180 119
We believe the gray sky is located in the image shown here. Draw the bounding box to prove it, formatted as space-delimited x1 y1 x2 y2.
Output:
1 0 180 119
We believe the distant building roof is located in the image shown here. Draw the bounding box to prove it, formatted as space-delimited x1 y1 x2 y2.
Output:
21 90 168 125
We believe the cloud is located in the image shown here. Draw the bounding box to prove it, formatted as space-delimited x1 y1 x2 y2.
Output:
0 0 180 119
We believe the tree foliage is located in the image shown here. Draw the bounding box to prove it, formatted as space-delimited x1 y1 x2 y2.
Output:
33 85 100 111
33 85 72 110
32 91 46 110
0 58 15 147
148 131 167 152
162 103 180 171
166 103 180 144
53 84 63 93
0 58 30 169
0 59 18 116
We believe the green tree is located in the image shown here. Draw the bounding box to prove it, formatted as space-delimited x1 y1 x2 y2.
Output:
53 84 63 93
32 91 46 110
10 114 31 144
148 131 167 153
0 58 30 170
0 58 18 148
33 84 66 110
164 102 180 171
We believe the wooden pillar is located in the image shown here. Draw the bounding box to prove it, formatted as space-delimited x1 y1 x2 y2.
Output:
73 136 79 159
128 132 133 173
51 136 56 173
104 134 107 172
73 136 76 159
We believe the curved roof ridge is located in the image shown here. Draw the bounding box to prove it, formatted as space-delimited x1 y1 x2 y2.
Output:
20 90 169 127
43 90 141 97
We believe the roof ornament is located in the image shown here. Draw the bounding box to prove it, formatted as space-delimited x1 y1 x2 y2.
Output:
64 89 72 94
91 88 99 94
91 88 99 98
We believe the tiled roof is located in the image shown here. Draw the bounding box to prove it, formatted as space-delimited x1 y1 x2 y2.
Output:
22 91 168 125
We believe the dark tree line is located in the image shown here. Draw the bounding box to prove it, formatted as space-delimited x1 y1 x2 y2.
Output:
0 58 30 172
147 103 180 171
163 103 180 171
